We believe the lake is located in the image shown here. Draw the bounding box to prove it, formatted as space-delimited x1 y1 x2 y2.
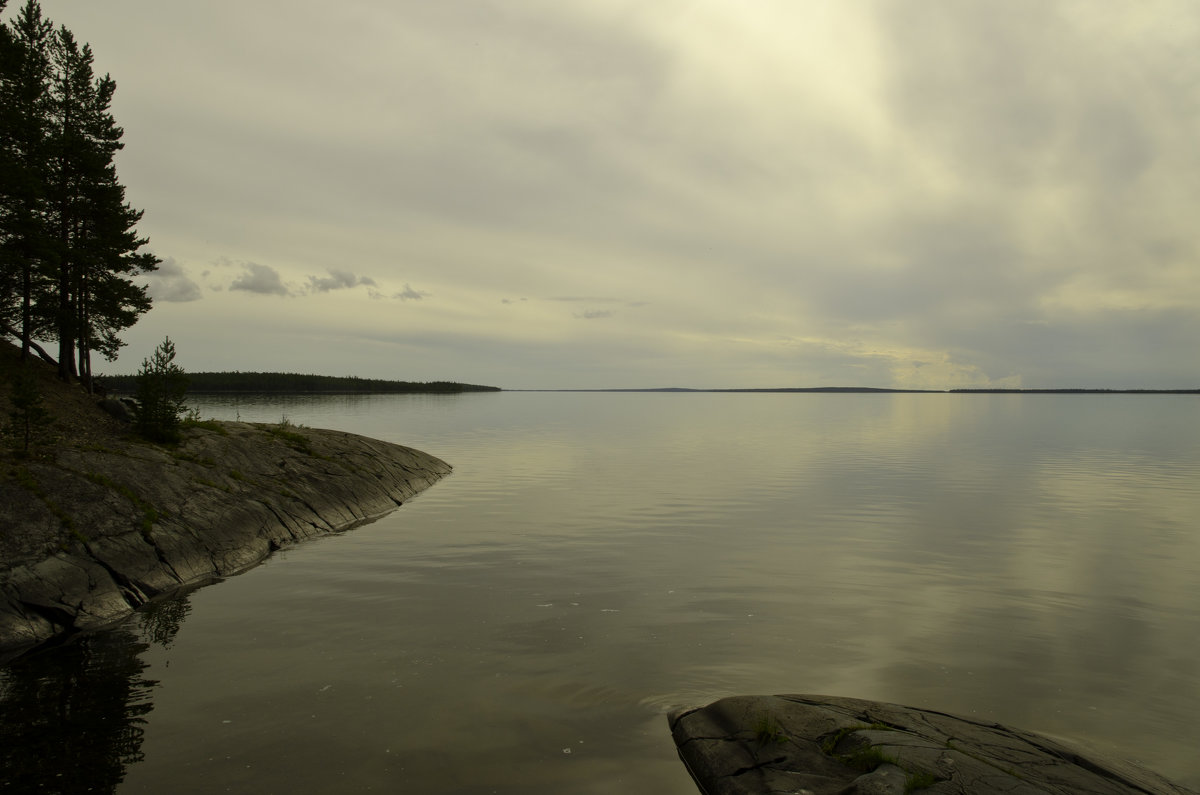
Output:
2 392 1199 793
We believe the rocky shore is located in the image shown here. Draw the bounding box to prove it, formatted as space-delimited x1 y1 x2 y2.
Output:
669 694 1195 794
0 420 450 658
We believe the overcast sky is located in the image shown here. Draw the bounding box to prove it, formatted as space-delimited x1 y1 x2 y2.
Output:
22 0 1200 388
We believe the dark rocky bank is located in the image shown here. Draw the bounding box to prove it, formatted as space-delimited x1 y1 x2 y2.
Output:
0 420 450 659
670 694 1196 794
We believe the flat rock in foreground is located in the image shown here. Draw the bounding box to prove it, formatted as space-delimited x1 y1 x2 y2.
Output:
669 694 1195 795
0 422 451 657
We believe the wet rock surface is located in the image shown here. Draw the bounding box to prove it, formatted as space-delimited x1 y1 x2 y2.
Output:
0 421 450 657
669 694 1195 795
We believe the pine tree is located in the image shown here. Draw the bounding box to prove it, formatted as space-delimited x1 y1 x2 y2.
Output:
0 2 157 385
134 336 189 443
45 26 158 389
0 0 54 361
0 0 13 330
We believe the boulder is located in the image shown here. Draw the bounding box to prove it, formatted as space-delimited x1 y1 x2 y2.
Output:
97 397 135 423
669 694 1195 794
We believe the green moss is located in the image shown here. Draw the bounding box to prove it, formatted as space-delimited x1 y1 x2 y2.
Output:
172 450 218 467
270 428 311 452
264 422 313 455
843 746 898 773
79 470 161 538
819 722 944 790
259 416 332 459
905 771 939 792
753 713 788 746
821 724 871 755
181 417 227 435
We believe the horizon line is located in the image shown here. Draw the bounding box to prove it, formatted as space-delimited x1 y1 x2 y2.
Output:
504 387 1200 394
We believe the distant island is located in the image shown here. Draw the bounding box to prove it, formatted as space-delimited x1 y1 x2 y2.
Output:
100 371 501 394
946 388 1200 394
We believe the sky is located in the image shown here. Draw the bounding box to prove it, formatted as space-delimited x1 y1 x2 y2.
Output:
18 0 1200 389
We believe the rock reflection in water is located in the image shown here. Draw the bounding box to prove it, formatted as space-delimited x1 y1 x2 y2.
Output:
0 595 189 792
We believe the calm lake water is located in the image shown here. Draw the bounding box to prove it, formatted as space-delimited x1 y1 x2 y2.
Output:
3 392 1199 793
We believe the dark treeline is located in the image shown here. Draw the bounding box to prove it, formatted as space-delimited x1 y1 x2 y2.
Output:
100 371 501 395
0 0 158 392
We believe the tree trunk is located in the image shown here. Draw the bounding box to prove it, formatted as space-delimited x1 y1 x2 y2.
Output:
20 256 32 361
2 321 59 367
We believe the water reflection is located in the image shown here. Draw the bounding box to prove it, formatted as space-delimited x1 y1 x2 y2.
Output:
0 595 188 792
137 595 192 651
3 394 1199 792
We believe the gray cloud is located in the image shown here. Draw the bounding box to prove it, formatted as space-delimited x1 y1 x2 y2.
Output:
225 262 392 300
144 257 202 302
394 284 430 301
307 268 377 293
940 307 1200 388
229 262 290 296
575 310 613 320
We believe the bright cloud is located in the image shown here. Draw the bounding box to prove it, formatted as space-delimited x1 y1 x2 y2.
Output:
144 257 203 303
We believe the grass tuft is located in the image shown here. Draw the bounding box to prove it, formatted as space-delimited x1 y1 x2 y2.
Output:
753 713 788 746
904 771 939 792
843 746 898 772
264 415 315 455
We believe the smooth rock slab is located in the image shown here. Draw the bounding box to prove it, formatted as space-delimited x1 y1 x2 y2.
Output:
0 422 451 657
669 694 1195 795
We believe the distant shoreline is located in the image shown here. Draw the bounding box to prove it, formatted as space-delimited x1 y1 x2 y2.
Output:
97 372 1199 396
99 372 501 394
509 387 1200 394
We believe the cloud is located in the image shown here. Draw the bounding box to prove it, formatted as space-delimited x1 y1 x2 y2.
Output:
394 283 430 301
306 268 377 293
224 261 395 300
64 2 1200 388
549 296 623 303
229 262 291 296
144 257 202 302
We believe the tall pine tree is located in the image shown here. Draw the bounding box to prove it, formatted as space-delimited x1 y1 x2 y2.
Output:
0 1 157 387
0 0 12 332
0 0 54 362
44 25 158 389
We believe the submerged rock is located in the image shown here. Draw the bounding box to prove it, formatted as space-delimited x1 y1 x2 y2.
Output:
0 421 451 657
669 694 1195 794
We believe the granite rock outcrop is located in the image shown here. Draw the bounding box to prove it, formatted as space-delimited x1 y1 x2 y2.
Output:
669 694 1195 795
0 421 450 657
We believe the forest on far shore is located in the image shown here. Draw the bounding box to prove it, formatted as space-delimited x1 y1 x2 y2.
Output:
98 371 500 395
